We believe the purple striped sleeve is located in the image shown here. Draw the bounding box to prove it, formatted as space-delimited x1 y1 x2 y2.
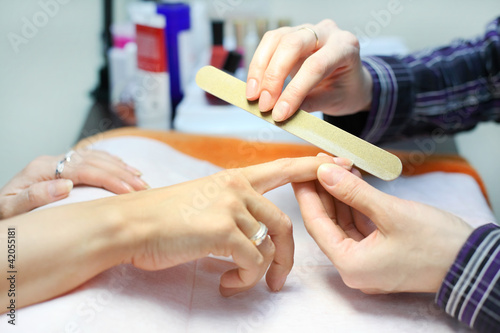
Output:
360 56 414 143
436 223 500 332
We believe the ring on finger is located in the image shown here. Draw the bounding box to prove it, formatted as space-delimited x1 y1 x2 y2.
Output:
55 150 75 179
249 221 268 246
299 26 319 50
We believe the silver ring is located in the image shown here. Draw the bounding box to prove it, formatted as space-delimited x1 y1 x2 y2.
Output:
299 27 319 49
249 222 268 246
55 150 75 179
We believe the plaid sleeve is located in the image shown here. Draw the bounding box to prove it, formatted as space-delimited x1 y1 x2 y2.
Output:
436 223 500 332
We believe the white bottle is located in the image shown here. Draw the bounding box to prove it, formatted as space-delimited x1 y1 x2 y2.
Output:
134 13 171 130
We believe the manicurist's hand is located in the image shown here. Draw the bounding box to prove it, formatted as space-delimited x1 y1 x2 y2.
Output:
246 19 373 122
0 149 149 219
292 162 473 294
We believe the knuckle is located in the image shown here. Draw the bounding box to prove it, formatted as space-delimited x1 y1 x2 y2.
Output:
261 30 278 43
263 69 285 85
342 31 360 49
217 218 238 236
319 18 337 30
219 170 247 191
284 82 305 100
335 178 363 204
217 192 245 213
267 240 276 256
304 56 328 77
274 212 293 235
26 186 39 205
280 34 303 50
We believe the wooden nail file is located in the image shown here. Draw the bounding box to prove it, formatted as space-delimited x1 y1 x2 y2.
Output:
196 65 402 181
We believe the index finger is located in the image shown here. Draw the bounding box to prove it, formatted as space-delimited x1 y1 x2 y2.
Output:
240 155 335 194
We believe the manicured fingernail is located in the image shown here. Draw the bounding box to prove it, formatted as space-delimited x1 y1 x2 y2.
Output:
246 78 258 99
49 179 73 197
122 181 135 193
317 152 330 157
318 164 344 187
136 177 151 190
333 157 354 170
259 90 273 111
272 101 290 122
126 165 142 176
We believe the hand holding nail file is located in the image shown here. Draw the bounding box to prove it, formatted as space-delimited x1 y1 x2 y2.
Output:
196 66 402 181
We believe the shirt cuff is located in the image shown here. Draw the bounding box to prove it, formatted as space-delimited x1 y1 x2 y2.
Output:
360 56 415 143
436 223 500 332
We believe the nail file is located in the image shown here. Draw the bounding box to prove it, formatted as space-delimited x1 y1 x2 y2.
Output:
196 66 402 181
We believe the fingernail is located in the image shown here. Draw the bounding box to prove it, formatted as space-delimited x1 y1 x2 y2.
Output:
126 165 142 176
272 101 290 122
274 275 287 292
318 164 344 187
333 157 354 170
122 181 135 193
49 179 73 197
259 90 273 111
246 78 258 99
136 177 151 190
317 152 330 157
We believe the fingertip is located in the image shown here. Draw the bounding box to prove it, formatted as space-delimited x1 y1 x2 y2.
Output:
49 179 73 198
126 165 142 177
333 157 354 170
317 163 345 187
266 273 287 292
258 90 273 112
121 181 135 193
272 101 290 122
352 168 362 179
219 285 235 298
246 78 259 100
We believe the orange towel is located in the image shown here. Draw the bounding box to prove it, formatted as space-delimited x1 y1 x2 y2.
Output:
76 127 489 204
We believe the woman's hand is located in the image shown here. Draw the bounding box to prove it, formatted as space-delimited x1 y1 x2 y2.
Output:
1 155 347 310
0 149 149 219
246 19 372 122
122 156 348 296
292 162 473 294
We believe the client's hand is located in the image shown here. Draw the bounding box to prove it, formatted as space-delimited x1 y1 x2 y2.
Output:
2 155 350 310
292 162 473 294
0 149 149 219
122 156 348 296
246 19 372 122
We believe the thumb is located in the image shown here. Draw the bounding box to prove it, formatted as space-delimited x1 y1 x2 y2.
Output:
12 179 73 215
317 163 393 229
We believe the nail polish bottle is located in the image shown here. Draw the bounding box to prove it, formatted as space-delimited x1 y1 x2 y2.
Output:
205 20 230 105
205 51 242 105
209 20 228 70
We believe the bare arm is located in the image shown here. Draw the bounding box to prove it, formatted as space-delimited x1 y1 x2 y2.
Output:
1 155 342 311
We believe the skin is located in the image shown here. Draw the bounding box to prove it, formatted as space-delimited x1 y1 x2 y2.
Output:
246 19 372 122
248 19 474 294
0 155 349 311
0 149 149 220
293 160 473 294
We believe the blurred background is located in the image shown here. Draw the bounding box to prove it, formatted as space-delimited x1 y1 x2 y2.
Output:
1 0 499 218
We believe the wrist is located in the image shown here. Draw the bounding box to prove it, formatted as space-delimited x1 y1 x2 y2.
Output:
102 194 145 266
418 217 473 293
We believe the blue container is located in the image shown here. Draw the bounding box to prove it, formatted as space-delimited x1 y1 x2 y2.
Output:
156 3 190 122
